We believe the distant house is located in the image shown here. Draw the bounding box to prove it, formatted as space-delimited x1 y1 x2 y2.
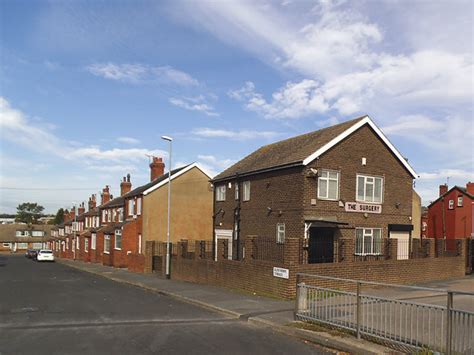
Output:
212 115 417 262
427 183 474 239
0 224 53 252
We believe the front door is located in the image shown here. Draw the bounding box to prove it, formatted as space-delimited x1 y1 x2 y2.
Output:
390 231 410 260
308 227 334 263
215 229 233 261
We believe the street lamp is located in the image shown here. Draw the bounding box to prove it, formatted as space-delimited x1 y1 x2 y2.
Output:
161 135 173 279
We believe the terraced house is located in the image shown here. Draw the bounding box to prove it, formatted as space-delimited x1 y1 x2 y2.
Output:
212 115 418 263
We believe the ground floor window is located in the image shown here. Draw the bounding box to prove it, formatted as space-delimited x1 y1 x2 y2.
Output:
104 235 111 254
276 223 285 244
138 234 142 254
91 233 96 250
355 228 382 255
2 243 10 248
18 243 28 249
85 238 89 252
114 230 122 250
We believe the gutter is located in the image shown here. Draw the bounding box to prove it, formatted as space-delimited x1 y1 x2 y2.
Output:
212 161 303 183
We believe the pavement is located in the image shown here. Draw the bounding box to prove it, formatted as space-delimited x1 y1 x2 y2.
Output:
50 256 394 355
0 255 335 355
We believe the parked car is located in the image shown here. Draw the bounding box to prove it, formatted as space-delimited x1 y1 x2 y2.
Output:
36 249 55 262
25 249 38 259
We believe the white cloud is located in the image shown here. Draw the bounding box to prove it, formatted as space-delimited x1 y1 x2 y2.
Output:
86 63 199 86
191 127 280 140
418 169 474 181
169 95 219 116
0 97 166 164
117 136 140 145
196 154 236 177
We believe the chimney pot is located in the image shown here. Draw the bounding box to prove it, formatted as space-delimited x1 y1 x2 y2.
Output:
439 184 448 197
150 156 165 181
466 182 474 196
120 173 132 196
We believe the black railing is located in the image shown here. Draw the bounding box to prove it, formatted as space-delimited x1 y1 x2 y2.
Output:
251 236 284 262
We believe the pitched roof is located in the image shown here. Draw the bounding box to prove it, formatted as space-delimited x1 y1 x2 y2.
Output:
123 165 190 199
213 115 417 181
100 195 125 209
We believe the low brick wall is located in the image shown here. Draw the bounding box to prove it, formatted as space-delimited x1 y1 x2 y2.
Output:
165 237 467 299
128 254 145 273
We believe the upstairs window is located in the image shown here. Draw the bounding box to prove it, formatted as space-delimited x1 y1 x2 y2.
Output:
357 175 384 203
235 183 239 200
243 181 251 201
128 199 134 216
448 200 454 209
457 196 463 207
102 210 106 222
137 198 142 215
107 210 111 222
276 223 285 244
118 208 123 222
318 170 339 200
216 185 226 201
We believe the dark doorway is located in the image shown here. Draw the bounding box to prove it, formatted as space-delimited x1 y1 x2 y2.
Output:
308 227 335 264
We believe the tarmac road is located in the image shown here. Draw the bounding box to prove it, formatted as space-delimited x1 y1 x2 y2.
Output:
0 255 333 355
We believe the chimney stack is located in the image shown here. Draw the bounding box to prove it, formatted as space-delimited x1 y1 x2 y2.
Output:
439 184 448 197
120 174 132 196
466 182 474 196
101 185 111 205
150 157 165 181
78 202 85 216
88 194 97 211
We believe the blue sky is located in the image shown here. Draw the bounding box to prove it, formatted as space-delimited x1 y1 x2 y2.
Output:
0 0 472 213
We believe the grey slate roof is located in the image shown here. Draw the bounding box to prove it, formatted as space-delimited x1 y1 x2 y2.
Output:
213 116 366 181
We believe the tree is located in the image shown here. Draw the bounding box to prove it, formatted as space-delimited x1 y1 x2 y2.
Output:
52 208 65 225
15 202 45 224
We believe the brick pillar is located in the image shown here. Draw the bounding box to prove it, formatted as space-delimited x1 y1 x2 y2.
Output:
194 240 201 260
284 237 301 266
244 235 257 263
341 238 354 262
144 241 154 273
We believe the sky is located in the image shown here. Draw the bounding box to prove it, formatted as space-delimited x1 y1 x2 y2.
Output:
0 0 473 214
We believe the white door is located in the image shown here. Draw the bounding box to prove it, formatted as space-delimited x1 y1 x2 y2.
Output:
215 229 233 261
390 231 410 260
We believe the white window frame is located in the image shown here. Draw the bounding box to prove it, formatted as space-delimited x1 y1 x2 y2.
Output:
235 183 239 200
216 185 226 201
104 235 110 254
276 223 285 244
114 230 122 250
355 228 383 256
137 198 142 215
457 196 463 207
356 174 384 204
112 209 116 222
128 199 134 216
76 237 80 250
84 238 89 252
91 233 96 250
102 210 106 222
448 200 454 209
138 234 142 254
243 181 250 201
3 243 10 247
317 170 340 200
66 238 69 250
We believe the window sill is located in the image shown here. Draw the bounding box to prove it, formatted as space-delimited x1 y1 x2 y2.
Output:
317 197 339 201
355 200 383 205
114 247 122 251
104 251 110 254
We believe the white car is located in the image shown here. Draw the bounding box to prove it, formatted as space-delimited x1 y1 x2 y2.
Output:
36 249 55 262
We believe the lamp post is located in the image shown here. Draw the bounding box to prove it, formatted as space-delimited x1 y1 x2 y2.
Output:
161 135 173 279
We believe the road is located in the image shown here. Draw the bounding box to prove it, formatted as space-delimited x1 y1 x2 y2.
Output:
0 255 331 355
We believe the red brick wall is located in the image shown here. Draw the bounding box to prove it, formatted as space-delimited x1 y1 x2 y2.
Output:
428 189 473 239
168 238 467 299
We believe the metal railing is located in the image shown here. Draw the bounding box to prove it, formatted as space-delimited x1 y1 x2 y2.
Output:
295 274 474 354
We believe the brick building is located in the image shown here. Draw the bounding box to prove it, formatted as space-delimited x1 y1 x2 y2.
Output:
427 183 474 239
212 115 418 263
0 224 53 253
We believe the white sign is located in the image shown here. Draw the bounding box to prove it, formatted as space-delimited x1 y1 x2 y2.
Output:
273 267 289 279
345 202 382 214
